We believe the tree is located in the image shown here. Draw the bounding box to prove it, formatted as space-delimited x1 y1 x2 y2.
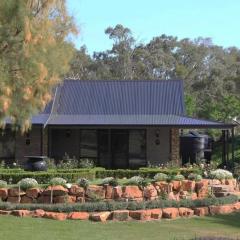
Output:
0 0 77 131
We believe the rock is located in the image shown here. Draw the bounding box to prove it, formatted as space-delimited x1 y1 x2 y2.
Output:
178 208 194 217
37 195 51 204
113 186 122 199
193 207 209 216
20 195 33 204
129 210 151 220
209 179 221 185
32 209 45 218
0 188 8 200
7 196 20 203
90 211 111 222
225 179 237 187
67 212 89 220
43 185 68 196
195 180 209 199
76 197 85 203
154 182 172 193
182 180 195 192
0 210 11 215
11 210 31 217
69 185 84 197
190 192 198 200
146 209 162 219
162 208 179 219
54 195 76 204
85 185 105 200
44 212 67 221
112 210 129 221
26 188 41 199
209 205 233 215
232 202 240 210
8 188 25 197
143 185 157 200
104 185 113 199
168 192 179 201
172 181 182 192
122 186 143 200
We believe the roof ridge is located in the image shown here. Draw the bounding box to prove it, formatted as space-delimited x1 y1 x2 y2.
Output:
63 79 183 83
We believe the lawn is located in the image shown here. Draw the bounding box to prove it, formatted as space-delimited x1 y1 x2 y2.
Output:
0 213 240 240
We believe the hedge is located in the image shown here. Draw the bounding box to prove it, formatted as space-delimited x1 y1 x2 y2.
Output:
95 168 203 179
0 195 237 213
0 171 95 184
0 168 203 184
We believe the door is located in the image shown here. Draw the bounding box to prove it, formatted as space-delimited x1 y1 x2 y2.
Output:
111 130 129 169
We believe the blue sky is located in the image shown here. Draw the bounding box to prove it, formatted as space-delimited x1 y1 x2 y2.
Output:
67 0 240 55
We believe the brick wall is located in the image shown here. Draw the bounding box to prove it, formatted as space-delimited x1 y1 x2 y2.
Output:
170 128 180 165
15 126 43 164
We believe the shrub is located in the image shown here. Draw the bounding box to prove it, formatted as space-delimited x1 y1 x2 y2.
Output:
173 174 185 181
49 177 67 186
0 180 7 188
210 169 233 180
56 154 79 169
101 177 118 186
45 158 56 169
76 178 89 188
188 173 202 182
126 176 145 187
18 178 38 191
0 195 237 213
153 173 168 181
78 158 95 168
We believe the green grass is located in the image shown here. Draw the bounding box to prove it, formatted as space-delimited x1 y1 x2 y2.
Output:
0 213 240 240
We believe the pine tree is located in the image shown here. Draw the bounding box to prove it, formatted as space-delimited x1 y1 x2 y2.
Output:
0 0 77 131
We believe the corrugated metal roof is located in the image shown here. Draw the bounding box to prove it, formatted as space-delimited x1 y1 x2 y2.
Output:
20 79 234 128
47 114 233 128
56 80 185 115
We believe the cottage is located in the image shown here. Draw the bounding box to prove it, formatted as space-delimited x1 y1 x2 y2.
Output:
0 80 235 168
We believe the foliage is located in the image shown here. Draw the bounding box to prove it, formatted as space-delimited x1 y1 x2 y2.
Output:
173 174 185 181
17 178 38 190
0 180 7 188
78 158 95 169
0 170 95 184
101 177 118 186
188 173 203 182
67 24 240 123
0 0 78 130
49 177 67 186
126 176 145 187
0 195 237 213
209 169 233 180
153 173 168 181
76 178 89 189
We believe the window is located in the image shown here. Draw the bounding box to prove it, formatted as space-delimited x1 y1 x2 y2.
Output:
80 130 98 160
0 129 15 159
129 130 146 168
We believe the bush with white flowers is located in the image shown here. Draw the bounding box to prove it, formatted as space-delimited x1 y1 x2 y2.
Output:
210 169 233 180
18 178 38 190
49 177 67 186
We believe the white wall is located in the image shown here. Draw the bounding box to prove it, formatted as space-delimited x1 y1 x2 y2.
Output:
147 127 170 166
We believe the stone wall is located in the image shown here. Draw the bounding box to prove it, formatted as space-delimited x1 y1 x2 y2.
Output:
146 127 170 166
15 126 43 164
170 128 180 165
0 178 238 205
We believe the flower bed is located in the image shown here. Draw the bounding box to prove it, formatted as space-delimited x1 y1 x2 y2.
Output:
0 177 239 205
0 195 239 222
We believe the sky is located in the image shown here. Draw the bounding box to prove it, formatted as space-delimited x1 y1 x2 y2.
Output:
67 0 240 55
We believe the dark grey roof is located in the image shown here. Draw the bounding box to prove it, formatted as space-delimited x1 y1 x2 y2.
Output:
23 79 234 128
56 80 185 115
47 114 234 128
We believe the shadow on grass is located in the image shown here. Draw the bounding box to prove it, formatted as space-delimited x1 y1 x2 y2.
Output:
197 212 240 229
